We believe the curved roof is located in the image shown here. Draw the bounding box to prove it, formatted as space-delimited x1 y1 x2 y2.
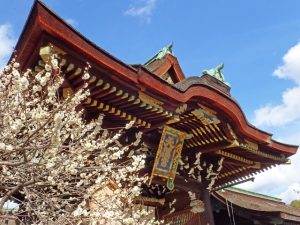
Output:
13 0 298 188
136 69 297 154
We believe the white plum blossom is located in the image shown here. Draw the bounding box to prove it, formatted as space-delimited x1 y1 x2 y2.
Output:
19 76 29 90
13 62 20 68
0 142 5 149
0 56 157 224
51 58 59 69
82 72 90 80
207 157 224 191
188 191 205 213
45 64 52 71
125 120 135 129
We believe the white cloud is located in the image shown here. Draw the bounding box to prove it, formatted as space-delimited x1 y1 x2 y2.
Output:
237 130 300 203
254 86 300 126
238 43 300 203
274 43 300 84
0 24 15 69
253 42 300 127
279 183 300 203
65 18 78 27
124 0 157 23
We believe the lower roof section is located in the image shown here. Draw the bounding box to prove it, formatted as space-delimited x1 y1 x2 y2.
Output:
213 187 300 223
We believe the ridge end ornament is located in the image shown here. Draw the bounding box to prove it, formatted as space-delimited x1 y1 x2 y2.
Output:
202 63 230 87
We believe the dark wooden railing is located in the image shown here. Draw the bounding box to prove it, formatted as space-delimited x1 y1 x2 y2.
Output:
185 213 201 225
163 209 200 225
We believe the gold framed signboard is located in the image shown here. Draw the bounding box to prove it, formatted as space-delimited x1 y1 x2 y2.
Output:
150 126 187 190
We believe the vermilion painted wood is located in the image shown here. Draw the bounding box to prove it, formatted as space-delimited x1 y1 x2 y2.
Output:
149 54 186 82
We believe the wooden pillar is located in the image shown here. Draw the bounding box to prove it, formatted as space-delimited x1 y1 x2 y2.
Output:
200 188 215 225
153 177 216 225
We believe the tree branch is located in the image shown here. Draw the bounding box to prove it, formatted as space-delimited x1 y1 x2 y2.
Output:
0 180 35 211
0 161 25 166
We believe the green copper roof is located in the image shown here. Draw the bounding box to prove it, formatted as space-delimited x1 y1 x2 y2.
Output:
144 43 174 66
225 187 282 202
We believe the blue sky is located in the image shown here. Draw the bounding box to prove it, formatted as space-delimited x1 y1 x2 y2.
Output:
1 0 300 202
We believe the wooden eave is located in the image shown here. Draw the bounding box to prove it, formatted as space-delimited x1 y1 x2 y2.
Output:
14 0 298 180
14 0 138 84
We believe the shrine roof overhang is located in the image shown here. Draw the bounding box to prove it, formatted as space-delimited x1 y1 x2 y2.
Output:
11 1 300 192
213 187 300 222
13 1 298 159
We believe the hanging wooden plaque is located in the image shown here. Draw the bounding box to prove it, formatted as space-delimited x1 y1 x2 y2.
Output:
150 126 187 190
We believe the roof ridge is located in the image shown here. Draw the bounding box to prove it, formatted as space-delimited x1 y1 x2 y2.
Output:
226 187 282 202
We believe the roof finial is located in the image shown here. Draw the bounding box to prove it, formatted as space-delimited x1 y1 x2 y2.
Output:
167 42 173 54
156 42 174 59
202 63 230 87
144 42 174 65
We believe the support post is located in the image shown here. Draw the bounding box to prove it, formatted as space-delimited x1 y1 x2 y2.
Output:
200 188 215 225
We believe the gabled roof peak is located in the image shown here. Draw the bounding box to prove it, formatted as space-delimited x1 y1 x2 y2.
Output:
143 42 185 83
225 187 282 202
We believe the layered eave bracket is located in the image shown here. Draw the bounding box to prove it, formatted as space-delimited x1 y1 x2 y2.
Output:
14 0 298 189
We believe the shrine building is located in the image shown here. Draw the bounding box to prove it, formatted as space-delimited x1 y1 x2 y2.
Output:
12 1 299 224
